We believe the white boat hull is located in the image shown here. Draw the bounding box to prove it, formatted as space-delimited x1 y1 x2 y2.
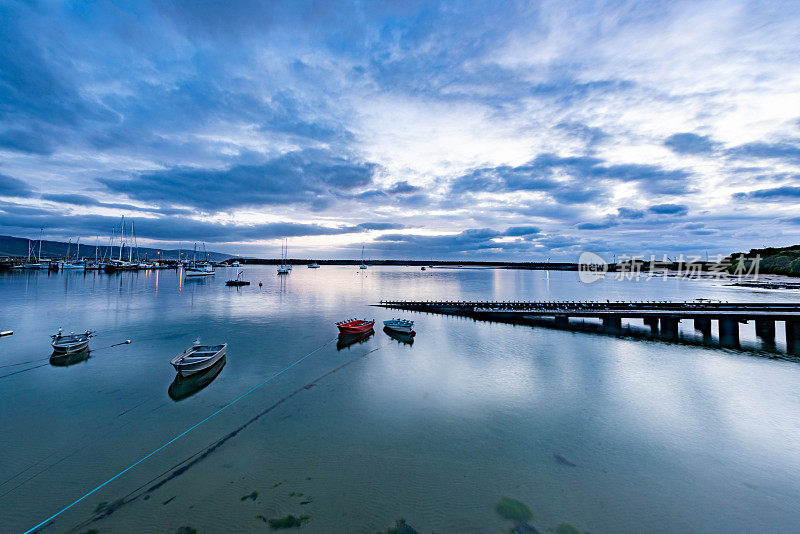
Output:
171 344 227 376
185 270 215 277
51 333 91 354
383 321 414 334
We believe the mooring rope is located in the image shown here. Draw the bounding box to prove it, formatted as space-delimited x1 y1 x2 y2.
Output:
23 336 337 534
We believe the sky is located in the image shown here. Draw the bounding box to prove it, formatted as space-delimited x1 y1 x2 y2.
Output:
1 0 800 260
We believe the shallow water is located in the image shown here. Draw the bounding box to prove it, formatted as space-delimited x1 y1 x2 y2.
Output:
1 266 799 533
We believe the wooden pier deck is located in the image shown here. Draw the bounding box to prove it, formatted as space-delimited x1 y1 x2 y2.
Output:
376 300 800 350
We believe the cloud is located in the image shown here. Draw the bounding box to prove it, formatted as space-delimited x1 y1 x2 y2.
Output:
555 121 608 146
576 221 617 230
0 173 35 197
100 149 377 211
452 153 692 202
2 1 800 258
733 185 800 200
648 203 688 215
502 226 540 236
0 202 369 243
617 207 645 219
727 141 800 163
385 181 421 194
664 133 719 155
356 222 407 230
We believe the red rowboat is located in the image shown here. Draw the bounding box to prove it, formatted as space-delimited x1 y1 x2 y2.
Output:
336 318 375 335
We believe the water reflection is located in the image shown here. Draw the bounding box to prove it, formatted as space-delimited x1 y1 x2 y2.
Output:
337 329 374 350
49 348 91 367
168 356 226 401
383 326 414 345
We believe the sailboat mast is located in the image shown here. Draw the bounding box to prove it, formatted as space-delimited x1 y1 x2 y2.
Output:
38 228 43 262
131 220 136 263
76 238 80 260
119 216 125 261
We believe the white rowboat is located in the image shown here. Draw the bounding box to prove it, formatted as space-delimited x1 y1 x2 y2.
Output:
171 343 227 376
51 329 94 354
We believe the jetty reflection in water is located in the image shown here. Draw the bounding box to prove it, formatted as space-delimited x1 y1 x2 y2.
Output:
383 326 414 345
49 348 90 367
337 329 374 350
168 356 226 401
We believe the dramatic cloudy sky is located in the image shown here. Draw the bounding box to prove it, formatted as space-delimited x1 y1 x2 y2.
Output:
2 0 800 259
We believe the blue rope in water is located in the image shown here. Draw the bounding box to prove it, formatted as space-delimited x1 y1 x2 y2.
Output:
23 337 337 534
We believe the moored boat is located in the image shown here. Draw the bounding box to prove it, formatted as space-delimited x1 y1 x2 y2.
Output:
382 318 415 334
185 262 215 277
336 318 375 335
277 237 290 274
51 328 94 354
170 343 227 376
226 270 250 286
308 262 320 268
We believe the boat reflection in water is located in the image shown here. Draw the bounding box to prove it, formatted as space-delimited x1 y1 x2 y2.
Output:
168 356 226 401
49 348 91 367
383 326 414 345
337 329 374 351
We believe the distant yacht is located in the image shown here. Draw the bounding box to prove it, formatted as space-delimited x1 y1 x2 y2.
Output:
359 245 367 269
23 230 47 269
277 238 290 275
59 238 85 269
185 243 215 277
308 262 320 268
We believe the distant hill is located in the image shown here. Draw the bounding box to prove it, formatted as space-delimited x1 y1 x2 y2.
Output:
728 245 800 276
0 235 232 262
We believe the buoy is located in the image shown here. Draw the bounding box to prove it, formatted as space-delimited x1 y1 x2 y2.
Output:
259 281 262 287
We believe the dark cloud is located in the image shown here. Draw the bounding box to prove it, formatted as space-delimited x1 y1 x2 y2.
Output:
664 133 719 155
100 149 377 211
576 221 617 230
385 181 421 194
0 203 368 243
452 153 692 201
617 207 645 219
0 129 54 155
39 193 195 216
732 185 800 200
648 203 688 216
727 140 800 163
502 226 540 236
356 222 407 230
0 173 35 197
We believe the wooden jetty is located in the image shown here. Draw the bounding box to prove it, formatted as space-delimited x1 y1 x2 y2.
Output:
376 300 800 350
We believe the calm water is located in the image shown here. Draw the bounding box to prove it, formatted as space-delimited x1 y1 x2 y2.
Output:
1 266 799 533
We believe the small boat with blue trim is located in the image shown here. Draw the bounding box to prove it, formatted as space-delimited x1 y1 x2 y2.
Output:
382 318 415 335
